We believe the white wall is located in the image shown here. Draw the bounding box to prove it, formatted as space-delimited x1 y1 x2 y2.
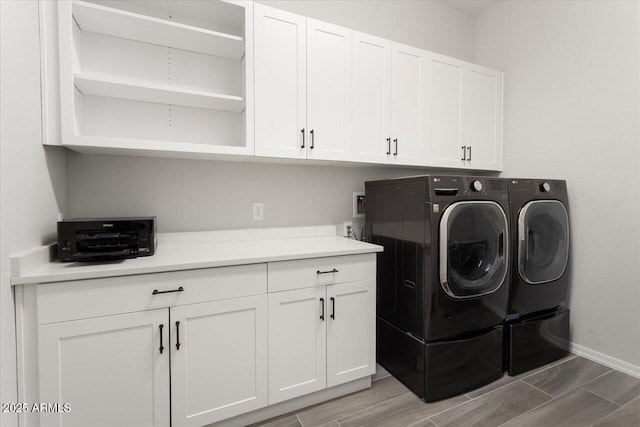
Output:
66 155 425 232
476 0 640 368
0 1 67 426
258 0 475 62
65 0 477 232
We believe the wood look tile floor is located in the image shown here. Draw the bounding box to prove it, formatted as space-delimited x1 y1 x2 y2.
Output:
255 355 640 427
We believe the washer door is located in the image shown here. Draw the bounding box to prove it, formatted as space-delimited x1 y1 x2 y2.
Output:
518 200 569 284
440 201 509 299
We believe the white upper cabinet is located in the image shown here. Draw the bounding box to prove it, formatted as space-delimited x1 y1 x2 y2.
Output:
352 32 392 163
424 53 503 171
390 43 428 166
254 4 306 159
353 36 428 166
424 53 466 169
254 5 351 161
462 65 503 171
42 1 503 169
306 19 352 161
51 0 254 159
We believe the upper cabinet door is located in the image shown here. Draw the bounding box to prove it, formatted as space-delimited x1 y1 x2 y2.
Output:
352 32 392 163
307 19 352 161
391 43 427 166
424 53 465 169
462 65 503 171
254 4 307 159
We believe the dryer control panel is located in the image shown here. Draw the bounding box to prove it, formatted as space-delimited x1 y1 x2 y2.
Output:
429 176 508 202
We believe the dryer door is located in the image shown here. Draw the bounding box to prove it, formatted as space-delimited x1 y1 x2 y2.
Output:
518 200 569 284
440 201 509 299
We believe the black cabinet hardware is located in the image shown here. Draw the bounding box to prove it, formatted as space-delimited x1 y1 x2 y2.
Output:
467 145 472 161
159 324 164 354
461 145 466 161
330 297 335 319
320 298 325 321
175 321 181 350
317 268 339 275
301 128 305 148
386 137 391 155
310 129 315 149
394 138 398 156
152 286 184 295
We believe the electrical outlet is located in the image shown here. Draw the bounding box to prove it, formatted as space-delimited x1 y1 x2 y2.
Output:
342 221 353 237
252 202 264 221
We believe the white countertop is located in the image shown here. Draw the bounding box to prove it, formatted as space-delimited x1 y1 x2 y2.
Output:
10 226 382 285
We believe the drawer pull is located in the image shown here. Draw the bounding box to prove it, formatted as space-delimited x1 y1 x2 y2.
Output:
159 324 164 354
320 298 325 321
316 268 339 275
175 321 181 350
330 297 335 320
152 286 184 295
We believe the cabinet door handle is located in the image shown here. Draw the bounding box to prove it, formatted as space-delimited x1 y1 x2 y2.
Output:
330 297 335 320
310 129 315 149
386 137 391 155
175 321 181 350
159 324 164 354
467 145 472 161
394 138 398 156
152 286 184 295
301 128 305 149
320 297 325 321
317 268 339 275
461 146 466 161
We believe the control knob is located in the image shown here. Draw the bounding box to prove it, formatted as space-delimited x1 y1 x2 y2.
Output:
540 182 551 192
470 180 483 192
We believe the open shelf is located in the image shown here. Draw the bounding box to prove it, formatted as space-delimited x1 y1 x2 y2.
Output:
52 0 254 158
64 135 253 160
72 0 244 60
74 74 245 112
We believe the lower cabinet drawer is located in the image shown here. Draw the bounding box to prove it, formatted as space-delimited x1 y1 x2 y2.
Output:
37 264 267 324
268 253 376 292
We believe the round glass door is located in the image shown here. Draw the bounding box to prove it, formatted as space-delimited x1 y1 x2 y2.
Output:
518 200 569 284
439 201 509 299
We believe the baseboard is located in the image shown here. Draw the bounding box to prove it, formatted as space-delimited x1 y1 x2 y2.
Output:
571 342 640 379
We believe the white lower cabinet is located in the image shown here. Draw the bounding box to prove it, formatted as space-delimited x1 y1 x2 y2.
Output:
171 295 268 426
34 264 268 427
268 287 327 404
38 309 171 427
268 278 376 404
28 254 376 427
326 280 376 387
38 294 268 427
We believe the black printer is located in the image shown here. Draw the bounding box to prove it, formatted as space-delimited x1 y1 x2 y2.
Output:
57 217 156 262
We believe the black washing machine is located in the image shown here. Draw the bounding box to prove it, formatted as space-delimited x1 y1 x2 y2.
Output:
506 178 570 375
365 175 510 402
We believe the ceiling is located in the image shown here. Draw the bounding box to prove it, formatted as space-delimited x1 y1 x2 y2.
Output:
442 0 499 16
